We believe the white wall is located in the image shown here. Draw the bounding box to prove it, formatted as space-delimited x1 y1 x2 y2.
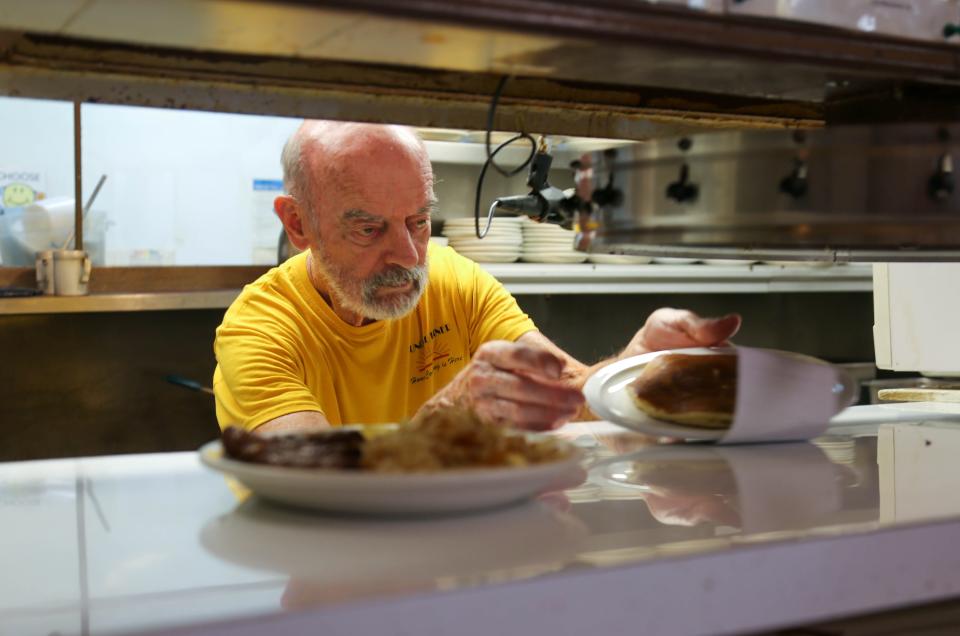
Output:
0 97 559 266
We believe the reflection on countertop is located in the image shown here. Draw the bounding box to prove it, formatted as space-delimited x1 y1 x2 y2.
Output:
3 406 960 635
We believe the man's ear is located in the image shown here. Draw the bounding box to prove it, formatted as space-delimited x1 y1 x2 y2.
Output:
274 195 312 250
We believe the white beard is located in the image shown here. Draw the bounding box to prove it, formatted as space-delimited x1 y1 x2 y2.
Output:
312 247 429 321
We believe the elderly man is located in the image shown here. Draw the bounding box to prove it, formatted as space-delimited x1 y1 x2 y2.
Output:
213 120 740 434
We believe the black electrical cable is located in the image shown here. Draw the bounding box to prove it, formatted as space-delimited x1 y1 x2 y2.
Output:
474 76 537 238
474 133 535 238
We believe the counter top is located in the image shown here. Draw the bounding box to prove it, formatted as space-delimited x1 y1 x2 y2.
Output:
0 263 872 315
4 404 960 636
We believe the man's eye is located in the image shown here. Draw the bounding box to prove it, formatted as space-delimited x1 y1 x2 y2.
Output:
413 218 430 229
358 226 378 237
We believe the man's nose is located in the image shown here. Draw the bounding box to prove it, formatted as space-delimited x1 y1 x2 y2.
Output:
385 225 420 269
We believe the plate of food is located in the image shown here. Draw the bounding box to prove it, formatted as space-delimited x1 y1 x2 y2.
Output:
199 409 583 515
583 347 738 441
584 347 857 442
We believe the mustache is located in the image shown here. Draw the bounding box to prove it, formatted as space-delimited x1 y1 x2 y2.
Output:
363 264 428 295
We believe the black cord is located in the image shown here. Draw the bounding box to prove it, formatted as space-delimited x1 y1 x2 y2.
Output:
474 134 535 237
474 75 537 238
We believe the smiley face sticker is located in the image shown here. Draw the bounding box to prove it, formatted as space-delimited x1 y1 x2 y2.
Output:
2 182 37 207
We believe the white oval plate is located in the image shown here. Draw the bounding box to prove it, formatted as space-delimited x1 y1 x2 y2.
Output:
583 347 737 441
450 238 521 245
199 437 583 515
584 347 857 441
520 254 589 263
456 253 521 262
587 254 653 264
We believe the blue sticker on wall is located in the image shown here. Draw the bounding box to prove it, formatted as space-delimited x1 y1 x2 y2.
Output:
253 179 284 191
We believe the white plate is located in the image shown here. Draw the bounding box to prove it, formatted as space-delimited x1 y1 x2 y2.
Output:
521 254 588 264
521 248 583 255
443 230 521 239
524 230 575 238
587 254 653 264
701 259 756 267
444 220 523 230
583 348 734 441
443 224 520 232
199 438 582 515
523 239 576 246
448 239 523 248
445 216 523 222
456 253 521 262
452 245 521 252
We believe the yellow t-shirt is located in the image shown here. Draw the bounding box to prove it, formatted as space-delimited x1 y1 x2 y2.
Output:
213 243 536 430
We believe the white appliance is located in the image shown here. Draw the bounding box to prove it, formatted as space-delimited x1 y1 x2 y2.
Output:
873 263 960 375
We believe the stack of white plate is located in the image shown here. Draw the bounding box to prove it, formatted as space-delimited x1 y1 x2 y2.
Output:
521 221 587 264
441 217 523 263
587 253 653 265
701 259 757 267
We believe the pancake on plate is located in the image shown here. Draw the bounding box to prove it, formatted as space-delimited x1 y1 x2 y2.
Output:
628 353 737 429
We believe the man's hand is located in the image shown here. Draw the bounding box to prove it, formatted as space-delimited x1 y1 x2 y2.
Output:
626 308 741 357
417 340 585 431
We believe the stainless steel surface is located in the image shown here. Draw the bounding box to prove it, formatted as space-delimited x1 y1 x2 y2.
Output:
589 123 960 261
728 0 960 44
0 1 829 140
0 0 958 141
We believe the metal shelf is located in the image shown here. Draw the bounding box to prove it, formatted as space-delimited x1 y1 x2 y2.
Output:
0 290 241 315
0 264 872 315
483 263 873 295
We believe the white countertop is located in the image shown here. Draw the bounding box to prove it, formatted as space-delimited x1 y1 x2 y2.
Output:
4 404 960 636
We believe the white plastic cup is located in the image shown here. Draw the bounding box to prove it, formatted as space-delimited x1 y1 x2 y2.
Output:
35 249 56 294
52 249 92 296
21 197 75 249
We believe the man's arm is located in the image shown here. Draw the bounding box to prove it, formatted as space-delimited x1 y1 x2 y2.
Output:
257 410 331 435
414 308 740 431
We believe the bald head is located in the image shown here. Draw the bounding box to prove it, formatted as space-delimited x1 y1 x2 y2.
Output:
275 120 436 324
281 120 432 218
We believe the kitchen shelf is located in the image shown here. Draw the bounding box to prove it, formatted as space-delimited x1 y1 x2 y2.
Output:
0 290 241 315
483 262 873 295
0 263 872 315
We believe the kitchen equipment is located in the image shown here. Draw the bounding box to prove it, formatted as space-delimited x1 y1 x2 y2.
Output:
9 196 74 254
0 200 108 266
584 124 960 262
51 249 91 296
878 388 960 403
873 263 960 375
60 174 106 250
34 249 55 294
165 374 215 395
